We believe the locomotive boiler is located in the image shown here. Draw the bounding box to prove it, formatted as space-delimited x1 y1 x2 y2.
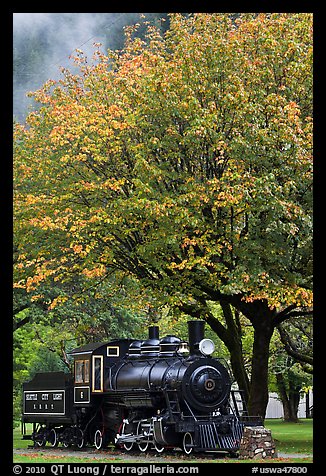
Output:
22 320 262 455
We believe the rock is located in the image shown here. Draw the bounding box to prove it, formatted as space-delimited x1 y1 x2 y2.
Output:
239 426 278 459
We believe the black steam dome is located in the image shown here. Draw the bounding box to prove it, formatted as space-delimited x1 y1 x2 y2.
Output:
140 338 160 356
159 335 181 356
128 340 144 358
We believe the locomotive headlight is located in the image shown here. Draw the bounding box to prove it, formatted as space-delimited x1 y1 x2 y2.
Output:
198 338 215 356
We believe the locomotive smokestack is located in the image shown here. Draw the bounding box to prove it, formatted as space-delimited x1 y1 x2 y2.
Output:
188 320 205 356
148 326 159 340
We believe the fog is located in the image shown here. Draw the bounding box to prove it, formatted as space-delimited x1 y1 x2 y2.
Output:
13 13 157 122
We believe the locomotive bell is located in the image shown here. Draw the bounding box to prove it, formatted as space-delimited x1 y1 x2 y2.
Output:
177 342 189 355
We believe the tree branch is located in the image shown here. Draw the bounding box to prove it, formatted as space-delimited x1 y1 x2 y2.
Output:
277 324 313 366
274 306 313 326
13 313 31 331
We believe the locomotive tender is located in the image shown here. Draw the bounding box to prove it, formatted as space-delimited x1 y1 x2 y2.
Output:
22 320 261 455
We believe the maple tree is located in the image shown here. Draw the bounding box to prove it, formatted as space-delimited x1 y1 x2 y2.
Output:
14 13 313 418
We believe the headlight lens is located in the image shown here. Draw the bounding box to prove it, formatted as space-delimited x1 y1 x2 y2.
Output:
198 338 215 356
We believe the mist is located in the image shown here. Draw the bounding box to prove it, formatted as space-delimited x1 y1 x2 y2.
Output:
13 13 164 122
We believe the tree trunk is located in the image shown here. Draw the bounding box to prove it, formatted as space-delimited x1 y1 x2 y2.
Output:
204 304 250 405
305 392 311 418
276 372 292 421
229 344 250 404
220 302 250 403
247 317 274 420
275 367 300 422
288 390 300 422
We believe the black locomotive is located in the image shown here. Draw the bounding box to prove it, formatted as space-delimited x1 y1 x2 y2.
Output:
22 320 261 455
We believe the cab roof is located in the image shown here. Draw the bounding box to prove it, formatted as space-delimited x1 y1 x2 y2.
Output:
69 338 134 356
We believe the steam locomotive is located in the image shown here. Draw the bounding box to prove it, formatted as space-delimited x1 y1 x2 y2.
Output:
22 320 261 455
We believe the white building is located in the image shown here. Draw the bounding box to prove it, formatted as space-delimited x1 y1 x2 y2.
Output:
265 391 313 419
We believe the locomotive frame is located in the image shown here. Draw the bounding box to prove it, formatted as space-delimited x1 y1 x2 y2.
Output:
21 320 262 456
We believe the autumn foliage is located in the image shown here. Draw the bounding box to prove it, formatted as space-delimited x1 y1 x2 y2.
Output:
14 14 312 307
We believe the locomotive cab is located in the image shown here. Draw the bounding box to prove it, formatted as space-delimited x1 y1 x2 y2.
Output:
70 339 134 405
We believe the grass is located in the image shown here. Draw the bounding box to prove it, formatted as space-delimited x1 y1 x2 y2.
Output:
13 419 313 463
13 423 32 450
265 418 313 454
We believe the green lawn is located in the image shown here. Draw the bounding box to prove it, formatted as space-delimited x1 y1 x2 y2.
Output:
13 423 32 450
265 418 313 454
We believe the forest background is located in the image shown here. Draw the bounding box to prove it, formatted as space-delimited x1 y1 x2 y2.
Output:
13 13 313 425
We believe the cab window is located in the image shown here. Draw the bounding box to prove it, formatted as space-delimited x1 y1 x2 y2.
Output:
74 359 90 383
93 356 103 392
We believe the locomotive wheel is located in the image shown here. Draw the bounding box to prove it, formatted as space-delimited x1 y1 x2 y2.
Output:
33 425 46 447
123 441 134 451
35 429 46 447
122 421 134 452
48 428 58 447
36 437 46 447
182 432 194 455
137 421 149 452
75 428 85 449
62 427 72 448
94 429 104 450
153 442 165 453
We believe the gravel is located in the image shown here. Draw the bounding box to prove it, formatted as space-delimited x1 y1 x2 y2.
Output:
13 447 313 462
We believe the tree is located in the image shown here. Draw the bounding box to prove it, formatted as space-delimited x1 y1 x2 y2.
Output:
14 13 313 418
274 361 309 422
269 330 312 422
